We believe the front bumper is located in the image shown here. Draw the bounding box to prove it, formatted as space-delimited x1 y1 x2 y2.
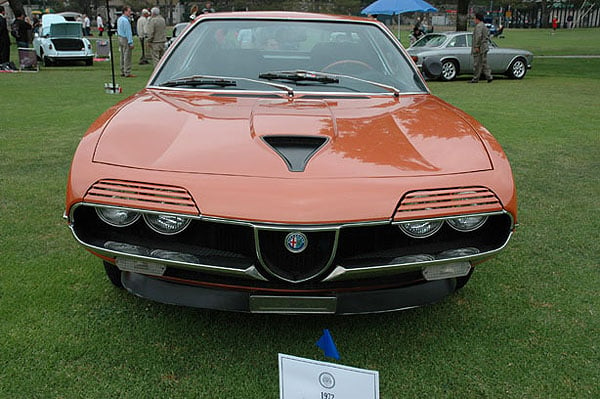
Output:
122 271 457 315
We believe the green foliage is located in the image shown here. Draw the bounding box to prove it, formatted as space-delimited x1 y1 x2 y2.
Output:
1 30 599 398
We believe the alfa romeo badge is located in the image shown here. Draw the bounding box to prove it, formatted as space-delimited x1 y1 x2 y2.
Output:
285 232 308 253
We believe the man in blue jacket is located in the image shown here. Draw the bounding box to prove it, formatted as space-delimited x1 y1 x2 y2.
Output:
117 5 135 77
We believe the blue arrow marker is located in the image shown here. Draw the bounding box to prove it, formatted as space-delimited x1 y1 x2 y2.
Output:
316 329 340 360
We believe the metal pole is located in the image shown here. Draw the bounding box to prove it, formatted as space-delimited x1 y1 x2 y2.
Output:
106 0 117 93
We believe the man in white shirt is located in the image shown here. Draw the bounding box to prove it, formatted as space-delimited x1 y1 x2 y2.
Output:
83 14 91 36
96 14 104 36
136 9 150 64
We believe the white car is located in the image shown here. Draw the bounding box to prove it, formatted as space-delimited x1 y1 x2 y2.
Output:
33 14 93 66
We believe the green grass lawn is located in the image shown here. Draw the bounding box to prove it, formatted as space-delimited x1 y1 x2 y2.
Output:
1 30 599 398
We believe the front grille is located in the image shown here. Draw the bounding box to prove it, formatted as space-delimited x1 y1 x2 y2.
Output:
395 186 502 220
71 205 254 270
336 215 511 268
85 179 198 214
257 230 336 282
71 201 512 288
51 38 85 51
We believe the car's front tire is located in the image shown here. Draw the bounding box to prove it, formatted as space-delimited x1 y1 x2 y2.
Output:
42 51 53 67
507 58 527 79
440 59 458 81
103 261 124 288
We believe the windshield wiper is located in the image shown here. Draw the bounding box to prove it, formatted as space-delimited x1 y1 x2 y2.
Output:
156 74 295 96
259 70 339 84
259 70 400 97
331 73 401 97
161 75 237 88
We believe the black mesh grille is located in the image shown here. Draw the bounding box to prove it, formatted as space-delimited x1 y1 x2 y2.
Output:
51 38 85 51
335 214 512 268
257 230 336 282
72 206 255 269
72 204 512 287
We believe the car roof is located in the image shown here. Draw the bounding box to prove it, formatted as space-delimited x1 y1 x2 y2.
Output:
193 11 377 23
427 31 470 36
42 14 67 26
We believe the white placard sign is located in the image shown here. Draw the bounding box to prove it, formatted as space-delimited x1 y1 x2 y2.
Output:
279 354 379 399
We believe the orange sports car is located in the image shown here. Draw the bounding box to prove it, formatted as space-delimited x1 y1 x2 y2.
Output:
65 12 517 314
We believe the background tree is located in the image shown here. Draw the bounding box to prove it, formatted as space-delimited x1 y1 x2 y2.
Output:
456 0 469 31
7 0 24 16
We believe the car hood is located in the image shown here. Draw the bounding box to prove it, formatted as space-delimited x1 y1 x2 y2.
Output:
93 90 492 178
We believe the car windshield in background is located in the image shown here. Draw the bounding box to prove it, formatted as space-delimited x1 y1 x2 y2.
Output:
151 19 426 94
411 34 447 48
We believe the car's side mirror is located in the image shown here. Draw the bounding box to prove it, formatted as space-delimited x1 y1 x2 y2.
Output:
422 58 442 79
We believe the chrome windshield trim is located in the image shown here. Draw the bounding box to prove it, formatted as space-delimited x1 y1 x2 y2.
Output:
146 85 422 97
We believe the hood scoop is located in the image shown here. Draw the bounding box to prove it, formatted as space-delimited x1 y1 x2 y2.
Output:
263 136 328 172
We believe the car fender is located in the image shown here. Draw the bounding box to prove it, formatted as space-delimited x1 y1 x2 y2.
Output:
503 55 530 72
439 56 461 73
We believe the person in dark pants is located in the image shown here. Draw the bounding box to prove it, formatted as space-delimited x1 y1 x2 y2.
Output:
470 12 492 83
13 10 32 48
0 6 10 63
136 9 150 64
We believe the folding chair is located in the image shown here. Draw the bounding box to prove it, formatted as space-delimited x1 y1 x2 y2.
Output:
18 48 39 72
96 40 110 59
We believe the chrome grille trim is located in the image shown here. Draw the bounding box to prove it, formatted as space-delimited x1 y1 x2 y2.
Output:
67 201 514 283
323 231 513 282
254 227 340 283
67 223 267 281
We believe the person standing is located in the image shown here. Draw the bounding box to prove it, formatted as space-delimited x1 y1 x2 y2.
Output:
12 11 32 48
83 14 91 36
97 14 104 36
470 12 492 83
0 6 9 64
201 2 216 14
117 6 135 77
136 9 150 64
145 7 166 66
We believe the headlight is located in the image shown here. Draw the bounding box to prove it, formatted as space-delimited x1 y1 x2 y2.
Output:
447 215 488 232
96 207 140 227
143 213 191 235
399 220 443 238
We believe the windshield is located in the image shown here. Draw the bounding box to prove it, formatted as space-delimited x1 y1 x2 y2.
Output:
411 34 447 48
48 22 83 38
151 19 426 94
